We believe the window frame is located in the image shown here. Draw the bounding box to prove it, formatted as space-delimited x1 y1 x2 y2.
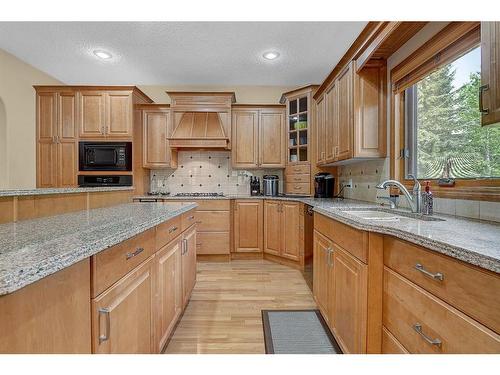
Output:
390 22 500 202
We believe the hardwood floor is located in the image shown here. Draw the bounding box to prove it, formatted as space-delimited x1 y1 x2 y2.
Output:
164 259 317 354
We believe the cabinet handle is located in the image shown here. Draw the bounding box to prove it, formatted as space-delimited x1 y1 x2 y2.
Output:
98 308 110 344
413 323 442 348
126 247 144 260
327 247 333 267
294 185 301 189
101 126 105 134
479 84 489 114
415 263 444 281
168 226 178 234
182 238 188 255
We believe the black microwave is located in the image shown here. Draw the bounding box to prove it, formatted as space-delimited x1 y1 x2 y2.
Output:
79 142 132 171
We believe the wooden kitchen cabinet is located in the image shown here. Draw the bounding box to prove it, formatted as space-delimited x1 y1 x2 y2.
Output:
155 238 182 353
233 200 263 253
281 201 301 261
231 105 285 169
313 230 332 321
92 257 154 354
315 60 386 166
259 109 286 168
142 108 176 168
79 90 133 139
481 22 500 126
231 109 259 168
263 200 281 256
263 201 303 264
36 90 78 188
181 225 197 307
330 244 368 354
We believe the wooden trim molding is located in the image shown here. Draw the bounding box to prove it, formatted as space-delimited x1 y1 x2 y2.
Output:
390 22 500 202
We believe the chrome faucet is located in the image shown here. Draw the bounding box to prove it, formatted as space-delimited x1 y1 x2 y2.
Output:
376 175 421 213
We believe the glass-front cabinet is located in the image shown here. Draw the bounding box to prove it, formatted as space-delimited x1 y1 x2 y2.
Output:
280 85 318 196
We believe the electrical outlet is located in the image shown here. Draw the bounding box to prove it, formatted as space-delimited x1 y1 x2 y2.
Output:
342 179 353 189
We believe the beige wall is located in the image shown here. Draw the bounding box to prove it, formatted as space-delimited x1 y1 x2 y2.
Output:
138 85 295 104
0 48 62 189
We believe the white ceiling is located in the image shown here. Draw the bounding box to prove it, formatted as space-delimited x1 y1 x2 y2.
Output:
0 22 367 86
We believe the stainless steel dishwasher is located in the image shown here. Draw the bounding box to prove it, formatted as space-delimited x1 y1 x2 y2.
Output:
302 204 314 291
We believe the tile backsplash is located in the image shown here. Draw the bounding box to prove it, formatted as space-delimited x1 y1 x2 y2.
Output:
149 151 283 196
337 158 500 223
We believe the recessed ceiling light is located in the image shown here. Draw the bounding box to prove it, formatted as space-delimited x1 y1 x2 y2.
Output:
93 50 112 60
263 51 280 60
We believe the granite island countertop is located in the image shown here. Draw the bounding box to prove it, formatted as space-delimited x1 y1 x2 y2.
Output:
0 201 197 295
0 186 134 198
134 195 500 274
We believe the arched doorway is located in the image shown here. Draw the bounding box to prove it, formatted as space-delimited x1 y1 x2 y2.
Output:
0 97 7 188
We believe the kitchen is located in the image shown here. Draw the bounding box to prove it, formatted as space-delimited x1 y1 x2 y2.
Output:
0 4 500 369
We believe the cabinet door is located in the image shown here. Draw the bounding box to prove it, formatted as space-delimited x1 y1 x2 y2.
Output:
182 226 197 307
57 92 78 187
231 110 259 168
36 92 57 188
331 245 367 353
79 91 106 138
281 201 300 261
107 91 133 138
155 239 182 353
263 200 281 256
315 95 326 165
325 83 338 163
481 22 500 126
259 110 285 168
337 64 354 161
313 231 331 321
233 200 263 253
143 109 170 168
92 258 153 354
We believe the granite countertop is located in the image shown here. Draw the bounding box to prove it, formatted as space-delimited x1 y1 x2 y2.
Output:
0 202 197 295
134 195 500 274
0 186 134 198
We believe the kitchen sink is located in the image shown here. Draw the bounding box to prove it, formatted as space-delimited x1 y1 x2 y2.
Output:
340 208 445 222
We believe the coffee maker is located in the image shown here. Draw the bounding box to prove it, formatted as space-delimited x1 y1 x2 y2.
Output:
250 176 261 196
314 173 334 198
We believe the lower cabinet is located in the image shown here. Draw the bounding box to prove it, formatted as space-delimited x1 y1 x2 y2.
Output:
329 244 367 354
263 200 302 262
182 225 197 307
92 257 154 354
233 200 263 253
313 213 368 354
155 238 182 353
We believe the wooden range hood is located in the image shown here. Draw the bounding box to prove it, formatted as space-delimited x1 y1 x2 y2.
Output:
167 91 236 150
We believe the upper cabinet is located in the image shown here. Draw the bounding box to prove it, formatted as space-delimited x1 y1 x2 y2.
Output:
139 105 177 169
79 90 133 139
231 105 286 169
281 85 318 195
481 22 500 126
36 89 78 188
315 61 386 166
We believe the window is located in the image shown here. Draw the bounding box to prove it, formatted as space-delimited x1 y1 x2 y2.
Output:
404 46 500 180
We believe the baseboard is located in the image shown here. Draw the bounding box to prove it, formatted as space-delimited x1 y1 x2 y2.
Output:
263 253 303 270
230 252 264 260
197 254 231 262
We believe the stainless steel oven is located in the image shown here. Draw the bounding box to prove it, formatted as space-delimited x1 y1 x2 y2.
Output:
79 142 132 171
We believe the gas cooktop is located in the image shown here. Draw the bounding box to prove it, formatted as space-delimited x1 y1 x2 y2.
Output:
174 192 225 197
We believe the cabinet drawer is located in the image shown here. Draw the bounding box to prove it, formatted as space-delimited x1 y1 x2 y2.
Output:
156 216 182 249
181 209 197 231
196 211 230 232
167 199 230 211
285 164 310 175
92 229 155 298
383 267 500 353
314 213 367 263
285 174 310 183
384 237 500 334
382 327 408 354
285 182 311 195
196 232 230 255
